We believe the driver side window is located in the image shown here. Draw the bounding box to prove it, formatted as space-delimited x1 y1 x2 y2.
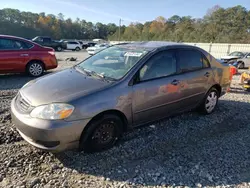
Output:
139 50 177 81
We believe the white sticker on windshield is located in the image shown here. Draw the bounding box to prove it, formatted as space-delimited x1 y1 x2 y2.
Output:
124 52 143 57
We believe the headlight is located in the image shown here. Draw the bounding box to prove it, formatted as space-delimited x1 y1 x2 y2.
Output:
30 103 74 120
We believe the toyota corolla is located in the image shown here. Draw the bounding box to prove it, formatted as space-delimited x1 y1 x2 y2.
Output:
11 42 232 153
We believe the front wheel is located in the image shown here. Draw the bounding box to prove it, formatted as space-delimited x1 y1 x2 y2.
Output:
237 61 244 69
198 88 219 115
79 114 123 153
75 47 81 51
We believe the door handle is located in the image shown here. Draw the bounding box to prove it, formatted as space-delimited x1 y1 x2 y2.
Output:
20 54 29 57
171 79 180 85
204 72 210 77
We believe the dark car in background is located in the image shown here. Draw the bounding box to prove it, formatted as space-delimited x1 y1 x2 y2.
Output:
11 42 231 153
82 42 97 49
0 35 57 77
32 36 67 52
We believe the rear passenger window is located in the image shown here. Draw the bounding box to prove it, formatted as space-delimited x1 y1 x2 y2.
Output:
23 42 34 49
178 49 204 72
201 54 210 68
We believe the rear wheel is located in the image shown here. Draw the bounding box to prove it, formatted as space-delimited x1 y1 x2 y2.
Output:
27 61 44 77
198 88 219 115
79 114 123 153
56 46 62 52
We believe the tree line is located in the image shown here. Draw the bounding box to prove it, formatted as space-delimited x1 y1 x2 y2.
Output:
0 5 250 43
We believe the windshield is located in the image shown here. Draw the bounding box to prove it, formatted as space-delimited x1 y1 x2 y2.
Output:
76 46 149 80
229 51 242 56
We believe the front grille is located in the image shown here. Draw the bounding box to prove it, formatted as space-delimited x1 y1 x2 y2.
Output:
16 93 31 113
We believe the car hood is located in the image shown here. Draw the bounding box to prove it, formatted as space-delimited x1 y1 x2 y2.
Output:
20 68 111 106
221 55 239 60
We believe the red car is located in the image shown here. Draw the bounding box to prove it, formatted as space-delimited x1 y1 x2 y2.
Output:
0 35 58 77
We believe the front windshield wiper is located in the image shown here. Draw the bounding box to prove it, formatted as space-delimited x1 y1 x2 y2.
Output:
75 66 92 76
89 71 117 82
75 66 117 82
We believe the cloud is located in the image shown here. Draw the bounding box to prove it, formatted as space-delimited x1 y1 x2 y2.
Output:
51 0 145 23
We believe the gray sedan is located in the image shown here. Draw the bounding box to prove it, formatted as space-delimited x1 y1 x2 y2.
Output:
11 42 231 153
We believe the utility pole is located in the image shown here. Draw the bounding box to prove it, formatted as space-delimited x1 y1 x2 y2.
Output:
118 18 123 43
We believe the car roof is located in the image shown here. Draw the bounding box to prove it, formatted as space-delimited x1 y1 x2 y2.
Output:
0 35 44 47
116 41 190 50
0 35 35 43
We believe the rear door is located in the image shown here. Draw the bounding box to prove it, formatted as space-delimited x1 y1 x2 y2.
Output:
175 48 213 107
0 38 30 72
132 49 187 125
67 42 75 50
42 37 52 47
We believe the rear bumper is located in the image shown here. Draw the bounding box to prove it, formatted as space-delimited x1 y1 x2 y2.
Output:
45 56 58 70
11 97 90 152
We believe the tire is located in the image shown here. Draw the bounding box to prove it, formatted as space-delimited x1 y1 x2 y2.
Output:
198 87 219 115
79 114 123 153
27 61 44 77
75 47 81 51
237 61 244 69
56 46 62 52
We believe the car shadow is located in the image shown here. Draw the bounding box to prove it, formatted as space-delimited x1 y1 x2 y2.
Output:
229 87 250 95
0 72 53 90
55 99 250 187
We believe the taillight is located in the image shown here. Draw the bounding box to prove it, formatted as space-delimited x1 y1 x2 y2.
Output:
229 65 237 80
48 51 55 56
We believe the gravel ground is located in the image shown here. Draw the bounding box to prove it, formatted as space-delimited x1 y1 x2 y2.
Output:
1 52 250 188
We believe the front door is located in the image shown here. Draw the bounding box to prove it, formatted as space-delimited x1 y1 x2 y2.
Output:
132 50 185 125
244 53 250 67
0 38 27 73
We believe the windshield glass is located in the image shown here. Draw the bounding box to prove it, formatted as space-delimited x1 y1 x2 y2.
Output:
229 51 241 56
76 46 149 80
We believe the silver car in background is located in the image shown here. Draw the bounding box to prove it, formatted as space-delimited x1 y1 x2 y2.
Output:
11 42 231 153
237 52 250 69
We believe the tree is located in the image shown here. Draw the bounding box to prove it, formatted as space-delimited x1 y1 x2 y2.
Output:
1 6 250 43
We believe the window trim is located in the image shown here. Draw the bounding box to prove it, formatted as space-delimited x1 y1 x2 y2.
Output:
0 38 34 51
200 52 211 68
133 49 178 85
176 48 211 74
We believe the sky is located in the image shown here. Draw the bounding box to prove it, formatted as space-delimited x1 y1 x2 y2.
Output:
1 0 250 25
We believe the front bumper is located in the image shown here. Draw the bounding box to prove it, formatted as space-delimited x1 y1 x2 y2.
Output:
11 97 90 152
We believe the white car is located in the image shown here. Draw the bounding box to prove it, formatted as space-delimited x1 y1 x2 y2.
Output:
65 41 82 51
86 43 110 55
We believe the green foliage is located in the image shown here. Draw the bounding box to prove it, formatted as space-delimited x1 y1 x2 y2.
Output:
0 5 250 43
112 5 250 43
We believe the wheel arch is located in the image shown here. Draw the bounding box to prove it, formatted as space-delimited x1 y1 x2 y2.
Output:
79 109 128 145
210 84 221 97
25 59 45 71
85 109 128 132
